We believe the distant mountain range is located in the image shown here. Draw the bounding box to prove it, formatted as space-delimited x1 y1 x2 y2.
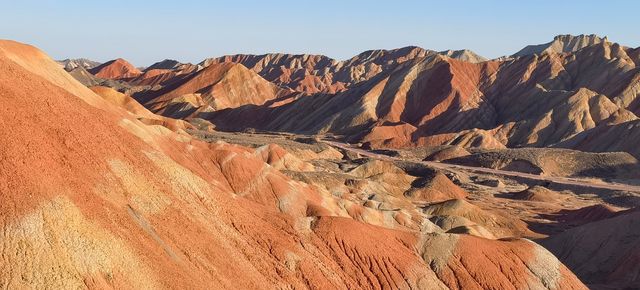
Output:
62 34 640 159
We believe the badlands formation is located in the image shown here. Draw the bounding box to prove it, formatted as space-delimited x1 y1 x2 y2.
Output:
0 34 637 289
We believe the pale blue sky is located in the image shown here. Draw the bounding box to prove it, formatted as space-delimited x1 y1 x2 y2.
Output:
2 0 638 66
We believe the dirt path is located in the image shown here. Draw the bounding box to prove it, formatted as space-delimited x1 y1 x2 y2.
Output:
322 140 640 193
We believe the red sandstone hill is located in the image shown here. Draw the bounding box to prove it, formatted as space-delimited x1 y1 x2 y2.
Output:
136 62 292 118
0 40 588 289
89 58 142 80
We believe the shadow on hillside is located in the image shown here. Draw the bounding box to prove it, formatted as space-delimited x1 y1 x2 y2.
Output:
525 206 634 238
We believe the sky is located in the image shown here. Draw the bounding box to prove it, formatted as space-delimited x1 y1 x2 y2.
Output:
1 0 639 66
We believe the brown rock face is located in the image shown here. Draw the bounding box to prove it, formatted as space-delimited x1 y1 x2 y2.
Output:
89 58 142 80
0 40 590 289
90 85 193 131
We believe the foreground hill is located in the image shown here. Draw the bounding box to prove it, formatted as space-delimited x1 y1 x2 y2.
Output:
0 40 589 289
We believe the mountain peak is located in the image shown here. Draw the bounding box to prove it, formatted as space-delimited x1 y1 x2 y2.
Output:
57 58 101 71
439 49 488 63
513 34 610 57
553 34 607 42
88 58 142 79
146 59 183 71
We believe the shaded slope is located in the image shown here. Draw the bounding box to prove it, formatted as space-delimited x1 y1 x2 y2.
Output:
90 86 192 131
543 210 640 289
